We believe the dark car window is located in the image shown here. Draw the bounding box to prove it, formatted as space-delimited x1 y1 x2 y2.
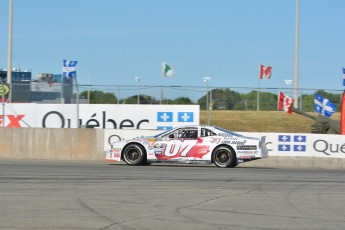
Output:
178 129 198 139
201 128 216 137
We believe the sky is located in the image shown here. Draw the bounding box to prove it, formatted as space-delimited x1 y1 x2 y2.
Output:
0 0 344 102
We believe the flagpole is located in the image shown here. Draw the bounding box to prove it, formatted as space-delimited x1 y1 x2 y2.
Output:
160 76 163 104
341 91 345 134
257 79 260 111
294 0 299 109
160 62 163 104
7 0 13 103
1 80 5 127
75 78 80 128
276 91 280 132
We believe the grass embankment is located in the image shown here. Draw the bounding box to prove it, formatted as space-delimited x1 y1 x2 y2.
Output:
200 110 340 133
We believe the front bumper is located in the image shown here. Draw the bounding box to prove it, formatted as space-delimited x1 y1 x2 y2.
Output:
105 149 121 162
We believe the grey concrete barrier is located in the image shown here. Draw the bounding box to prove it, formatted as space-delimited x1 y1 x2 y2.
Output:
0 128 105 160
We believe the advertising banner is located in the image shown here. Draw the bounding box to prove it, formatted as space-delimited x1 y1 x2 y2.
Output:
241 132 345 159
0 104 199 129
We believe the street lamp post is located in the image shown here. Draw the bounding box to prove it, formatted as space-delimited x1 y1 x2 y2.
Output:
294 0 299 109
7 0 13 103
135 77 140 104
203 77 211 125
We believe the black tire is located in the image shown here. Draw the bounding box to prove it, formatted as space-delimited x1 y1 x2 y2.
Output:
213 146 236 168
123 144 146 166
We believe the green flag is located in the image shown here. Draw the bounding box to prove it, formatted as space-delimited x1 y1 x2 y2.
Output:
162 62 173 77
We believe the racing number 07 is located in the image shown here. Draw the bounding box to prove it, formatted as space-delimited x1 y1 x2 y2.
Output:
163 140 198 157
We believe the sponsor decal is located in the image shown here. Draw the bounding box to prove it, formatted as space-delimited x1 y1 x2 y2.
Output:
112 148 122 153
1 104 199 129
237 145 257 150
231 140 247 145
0 115 25 128
218 133 234 137
210 137 222 144
237 150 258 154
238 155 255 159
108 149 121 159
313 139 345 156
43 111 149 129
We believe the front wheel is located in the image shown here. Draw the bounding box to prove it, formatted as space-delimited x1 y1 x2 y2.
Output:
123 144 146 166
213 146 236 168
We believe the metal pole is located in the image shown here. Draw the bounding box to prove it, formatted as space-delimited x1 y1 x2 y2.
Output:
203 77 211 125
135 77 140 104
2 92 4 127
7 0 13 103
1 82 5 127
208 88 212 125
206 82 209 111
75 78 80 128
294 0 299 108
160 77 163 104
117 86 120 104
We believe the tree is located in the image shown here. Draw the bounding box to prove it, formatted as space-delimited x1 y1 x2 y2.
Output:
172 97 194 104
80 90 117 104
198 88 243 110
241 90 277 111
121 95 159 104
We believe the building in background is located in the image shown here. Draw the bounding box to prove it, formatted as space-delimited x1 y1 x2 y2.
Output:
0 69 74 103
30 73 73 103
0 68 31 102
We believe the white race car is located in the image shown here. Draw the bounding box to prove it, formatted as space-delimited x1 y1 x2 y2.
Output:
106 125 268 168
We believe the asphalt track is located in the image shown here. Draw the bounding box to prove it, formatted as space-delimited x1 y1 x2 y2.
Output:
0 160 345 230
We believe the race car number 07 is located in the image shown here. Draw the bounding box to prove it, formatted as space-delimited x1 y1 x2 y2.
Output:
164 140 198 157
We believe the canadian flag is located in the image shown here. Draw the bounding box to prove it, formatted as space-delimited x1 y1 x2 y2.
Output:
259 65 272 79
279 92 294 114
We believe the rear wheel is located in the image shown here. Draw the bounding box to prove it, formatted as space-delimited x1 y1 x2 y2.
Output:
213 146 236 168
123 144 146 166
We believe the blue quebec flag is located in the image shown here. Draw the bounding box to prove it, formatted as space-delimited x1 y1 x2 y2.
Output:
157 112 173 122
314 93 336 117
62 60 78 79
178 112 194 122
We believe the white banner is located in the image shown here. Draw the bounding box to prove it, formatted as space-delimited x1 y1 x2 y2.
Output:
241 132 345 159
0 104 199 129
